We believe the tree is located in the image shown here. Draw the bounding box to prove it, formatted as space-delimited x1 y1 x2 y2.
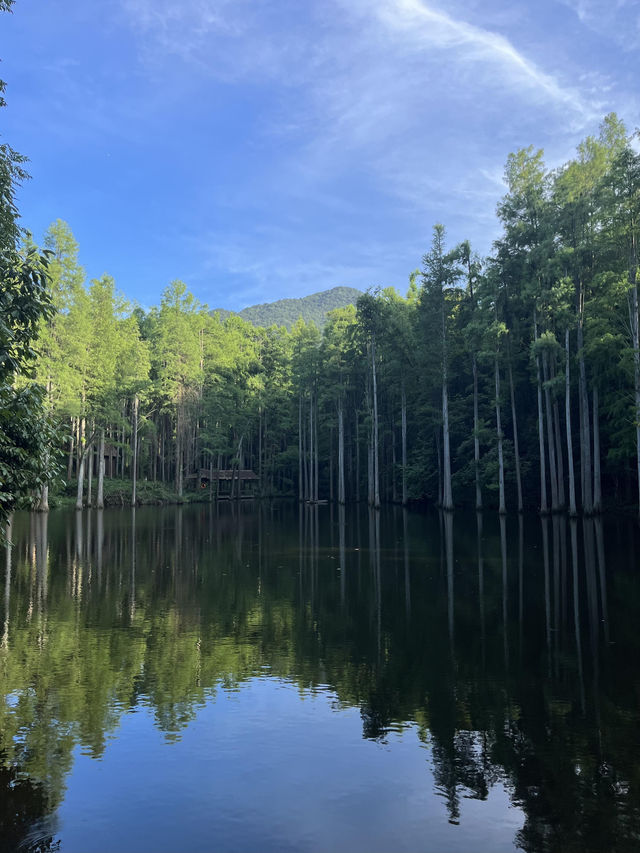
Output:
0 15 56 529
420 225 459 510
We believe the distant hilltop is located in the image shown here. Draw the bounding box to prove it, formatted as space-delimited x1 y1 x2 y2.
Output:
212 286 363 330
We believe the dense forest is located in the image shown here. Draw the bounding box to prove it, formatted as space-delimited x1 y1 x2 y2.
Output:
214 286 363 330
17 113 638 517
1 105 639 518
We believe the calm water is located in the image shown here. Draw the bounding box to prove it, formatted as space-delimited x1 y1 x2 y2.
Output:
1 503 639 852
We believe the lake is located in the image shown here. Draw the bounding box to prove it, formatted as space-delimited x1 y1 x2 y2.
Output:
1 503 639 852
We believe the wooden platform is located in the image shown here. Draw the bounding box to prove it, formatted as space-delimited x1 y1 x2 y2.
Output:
186 469 259 481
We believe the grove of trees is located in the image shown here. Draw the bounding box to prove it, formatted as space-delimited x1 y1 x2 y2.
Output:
21 115 640 517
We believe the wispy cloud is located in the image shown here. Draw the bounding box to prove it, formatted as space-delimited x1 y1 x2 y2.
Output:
369 0 601 122
560 0 640 49
117 0 626 291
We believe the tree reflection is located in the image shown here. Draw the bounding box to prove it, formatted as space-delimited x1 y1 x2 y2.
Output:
0 506 638 852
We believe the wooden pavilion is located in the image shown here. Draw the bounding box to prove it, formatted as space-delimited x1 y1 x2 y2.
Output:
186 468 260 497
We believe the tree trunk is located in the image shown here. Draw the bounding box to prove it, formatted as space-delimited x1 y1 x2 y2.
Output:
298 395 303 502
630 275 640 517
258 407 263 496
77 415 85 478
97 428 105 509
543 350 559 511
473 354 482 510
38 482 49 513
577 300 593 513
176 435 183 498
441 373 453 510
550 353 565 509
75 451 85 510
391 423 397 504
67 421 75 481
371 337 380 509
553 397 565 509
160 426 165 483
355 408 360 503
314 393 319 503
593 385 601 513
508 356 522 513
132 394 139 507
401 383 407 507
534 312 548 514
565 328 577 517
307 396 311 501
87 440 93 507
435 429 442 508
495 356 506 515
338 402 345 504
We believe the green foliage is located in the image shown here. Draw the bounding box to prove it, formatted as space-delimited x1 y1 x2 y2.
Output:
6 110 640 512
0 32 59 524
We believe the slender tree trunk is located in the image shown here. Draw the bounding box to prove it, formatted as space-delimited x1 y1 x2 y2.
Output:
550 353 565 508
441 373 453 510
258 407 263 496
508 356 522 513
577 296 593 513
67 421 75 481
309 394 314 503
177 436 184 498
495 356 506 515
565 328 577 517
132 395 139 507
473 354 482 510
401 383 407 507
543 351 559 511
553 397 565 509
338 402 345 504
441 281 453 511
314 393 319 503
593 385 601 513
120 420 125 479
371 337 380 509
534 311 548 514
160 427 164 483
302 405 308 501
435 429 442 508
391 423 397 504
87 441 93 507
329 425 334 502
629 273 640 517
298 395 303 502
75 451 85 510
77 414 85 477
97 428 106 509
355 408 360 503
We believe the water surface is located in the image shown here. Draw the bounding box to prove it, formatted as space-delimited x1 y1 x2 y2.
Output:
1 504 639 852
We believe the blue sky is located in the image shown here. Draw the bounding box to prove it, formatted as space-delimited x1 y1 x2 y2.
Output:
2 0 638 311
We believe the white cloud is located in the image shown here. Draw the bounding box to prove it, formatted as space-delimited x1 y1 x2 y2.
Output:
369 0 601 121
560 0 640 47
118 0 626 284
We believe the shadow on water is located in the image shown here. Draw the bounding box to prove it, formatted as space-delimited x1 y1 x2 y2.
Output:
1 503 639 852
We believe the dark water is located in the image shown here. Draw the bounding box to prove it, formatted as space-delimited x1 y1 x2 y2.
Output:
1 503 639 853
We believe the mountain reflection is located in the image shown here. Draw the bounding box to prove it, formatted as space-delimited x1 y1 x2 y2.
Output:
1 504 639 852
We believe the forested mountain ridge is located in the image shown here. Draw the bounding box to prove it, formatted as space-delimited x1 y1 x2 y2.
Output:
213 286 363 329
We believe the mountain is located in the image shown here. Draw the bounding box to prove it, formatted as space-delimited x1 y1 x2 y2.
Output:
213 286 363 330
